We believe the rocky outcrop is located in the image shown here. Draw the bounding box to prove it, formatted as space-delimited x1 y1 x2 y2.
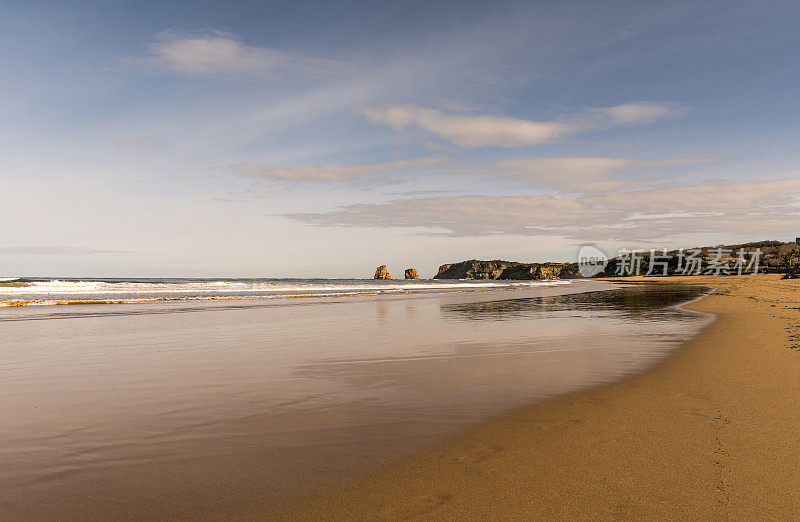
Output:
434 260 517 280
494 263 536 280
556 263 581 279
435 260 580 280
404 268 420 279
374 265 391 279
497 263 577 280
497 264 545 280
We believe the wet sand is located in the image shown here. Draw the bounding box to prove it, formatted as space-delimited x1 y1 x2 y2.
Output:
286 275 800 519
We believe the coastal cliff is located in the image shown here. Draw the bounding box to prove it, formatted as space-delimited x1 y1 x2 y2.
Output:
498 262 578 280
435 260 512 280
434 260 578 280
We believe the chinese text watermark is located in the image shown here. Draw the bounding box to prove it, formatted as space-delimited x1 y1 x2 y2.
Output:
578 247 762 277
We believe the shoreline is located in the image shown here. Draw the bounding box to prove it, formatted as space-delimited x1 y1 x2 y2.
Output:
285 274 800 519
4 279 688 520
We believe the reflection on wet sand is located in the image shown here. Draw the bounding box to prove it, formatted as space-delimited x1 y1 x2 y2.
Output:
0 281 711 519
442 283 706 322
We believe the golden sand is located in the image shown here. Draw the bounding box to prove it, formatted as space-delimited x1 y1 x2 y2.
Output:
285 275 800 519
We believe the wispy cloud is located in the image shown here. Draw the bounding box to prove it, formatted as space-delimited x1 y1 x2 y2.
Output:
0 246 131 255
360 103 684 148
385 189 455 197
235 156 447 181
486 156 712 192
581 102 684 126
237 153 707 192
286 177 800 240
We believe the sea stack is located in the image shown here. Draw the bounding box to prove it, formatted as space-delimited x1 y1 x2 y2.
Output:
374 265 391 279
404 268 420 279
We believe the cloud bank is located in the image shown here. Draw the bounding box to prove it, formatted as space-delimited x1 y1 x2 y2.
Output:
287 177 800 241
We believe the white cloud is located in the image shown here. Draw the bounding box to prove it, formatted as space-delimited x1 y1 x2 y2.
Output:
584 102 683 126
129 31 342 77
361 105 569 147
142 31 286 75
237 156 447 181
360 102 683 148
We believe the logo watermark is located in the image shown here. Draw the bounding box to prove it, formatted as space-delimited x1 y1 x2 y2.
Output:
576 247 762 276
578 245 609 277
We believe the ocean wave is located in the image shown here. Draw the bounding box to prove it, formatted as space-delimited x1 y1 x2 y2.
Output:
0 278 573 306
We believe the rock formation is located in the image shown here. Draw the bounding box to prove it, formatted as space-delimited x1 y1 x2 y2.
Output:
434 260 580 280
498 263 569 280
434 260 516 280
374 265 391 279
404 268 420 279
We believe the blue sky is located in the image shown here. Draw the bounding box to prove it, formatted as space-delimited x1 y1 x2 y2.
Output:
2 0 800 277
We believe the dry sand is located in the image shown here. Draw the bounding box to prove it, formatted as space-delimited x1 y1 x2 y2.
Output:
285 275 800 519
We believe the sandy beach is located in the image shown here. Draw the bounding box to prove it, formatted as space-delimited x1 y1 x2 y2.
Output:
3 280 715 520
286 274 800 519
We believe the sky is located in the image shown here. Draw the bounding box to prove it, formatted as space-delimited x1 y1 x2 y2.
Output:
2 0 800 277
